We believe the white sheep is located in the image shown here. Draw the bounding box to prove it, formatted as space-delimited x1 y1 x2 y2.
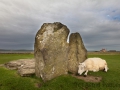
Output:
78 57 108 76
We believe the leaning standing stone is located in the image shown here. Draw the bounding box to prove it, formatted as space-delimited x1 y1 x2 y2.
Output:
34 22 70 81
68 32 87 74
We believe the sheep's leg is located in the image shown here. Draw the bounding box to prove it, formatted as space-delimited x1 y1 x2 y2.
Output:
93 70 97 72
84 70 88 76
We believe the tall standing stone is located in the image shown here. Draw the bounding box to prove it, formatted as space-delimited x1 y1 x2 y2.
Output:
68 32 87 74
34 22 70 81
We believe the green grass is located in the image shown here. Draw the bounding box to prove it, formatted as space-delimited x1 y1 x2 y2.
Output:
0 67 41 90
0 53 120 90
0 54 33 64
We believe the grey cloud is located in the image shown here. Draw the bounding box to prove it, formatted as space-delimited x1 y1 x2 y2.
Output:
0 0 120 50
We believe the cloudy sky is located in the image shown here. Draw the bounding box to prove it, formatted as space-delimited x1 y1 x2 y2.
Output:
0 0 120 51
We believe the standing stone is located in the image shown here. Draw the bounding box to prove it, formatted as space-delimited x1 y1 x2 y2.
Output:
68 32 87 74
34 22 69 81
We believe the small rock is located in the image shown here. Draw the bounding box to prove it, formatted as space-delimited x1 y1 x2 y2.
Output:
18 68 35 76
0 64 4 67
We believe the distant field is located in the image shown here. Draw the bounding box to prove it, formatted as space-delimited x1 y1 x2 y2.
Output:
0 54 34 64
0 50 34 54
0 53 120 90
88 51 120 55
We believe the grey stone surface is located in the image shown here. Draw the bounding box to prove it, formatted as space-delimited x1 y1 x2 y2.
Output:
68 32 87 74
34 22 70 81
5 59 35 76
18 68 35 76
0 64 4 67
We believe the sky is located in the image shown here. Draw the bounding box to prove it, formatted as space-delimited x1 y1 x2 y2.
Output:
0 0 120 51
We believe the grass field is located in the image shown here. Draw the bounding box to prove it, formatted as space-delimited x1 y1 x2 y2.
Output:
0 54 34 64
0 53 120 90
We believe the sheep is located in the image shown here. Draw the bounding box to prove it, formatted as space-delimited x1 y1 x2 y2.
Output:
78 57 108 76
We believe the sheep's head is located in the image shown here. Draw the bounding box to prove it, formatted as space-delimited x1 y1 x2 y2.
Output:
78 63 86 75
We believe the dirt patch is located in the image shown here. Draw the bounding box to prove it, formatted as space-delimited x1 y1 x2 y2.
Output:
72 75 102 83
0 64 4 67
35 83 43 88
